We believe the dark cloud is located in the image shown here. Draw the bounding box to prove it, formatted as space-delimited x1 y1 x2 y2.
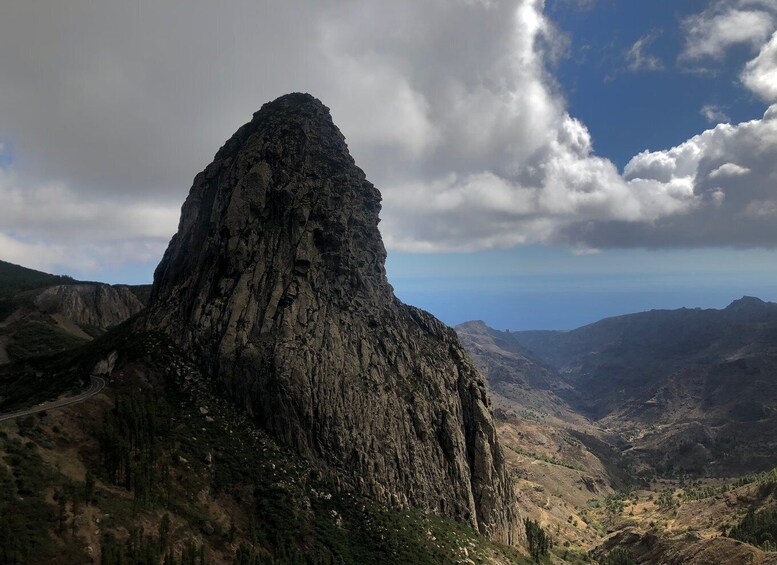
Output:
0 0 776 273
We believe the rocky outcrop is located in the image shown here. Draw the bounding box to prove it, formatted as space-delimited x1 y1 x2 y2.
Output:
34 284 144 329
146 93 518 542
0 283 145 364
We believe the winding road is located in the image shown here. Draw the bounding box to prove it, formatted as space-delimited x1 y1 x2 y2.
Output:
0 375 106 423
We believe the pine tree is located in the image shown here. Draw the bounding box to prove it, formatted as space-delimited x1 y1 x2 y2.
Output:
84 470 96 505
524 518 551 562
159 513 171 550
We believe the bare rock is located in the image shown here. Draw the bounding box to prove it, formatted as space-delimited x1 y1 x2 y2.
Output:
146 93 518 543
34 284 144 329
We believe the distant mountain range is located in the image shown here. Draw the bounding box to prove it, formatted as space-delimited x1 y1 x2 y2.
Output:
459 297 777 477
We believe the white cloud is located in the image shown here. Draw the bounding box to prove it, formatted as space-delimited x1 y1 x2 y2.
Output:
0 234 96 273
0 168 177 273
745 199 777 217
561 105 777 247
700 104 731 124
382 111 698 252
572 246 601 256
0 170 179 243
318 41 439 158
709 162 750 177
681 3 775 61
626 33 664 71
742 31 777 102
0 233 168 275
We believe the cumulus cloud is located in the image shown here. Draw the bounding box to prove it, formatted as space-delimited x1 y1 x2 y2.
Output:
382 111 697 251
560 105 777 247
310 1 700 252
680 1 776 61
742 31 777 102
546 1 777 249
1 0 777 272
709 162 750 178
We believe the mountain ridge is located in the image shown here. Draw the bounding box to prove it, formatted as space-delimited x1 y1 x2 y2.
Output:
464 297 777 476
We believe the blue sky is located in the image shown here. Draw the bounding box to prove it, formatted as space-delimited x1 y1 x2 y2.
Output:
388 247 777 329
387 0 777 328
2 1 777 330
548 0 766 168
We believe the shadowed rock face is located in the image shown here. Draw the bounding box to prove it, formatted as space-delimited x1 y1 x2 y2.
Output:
34 284 144 329
147 93 518 542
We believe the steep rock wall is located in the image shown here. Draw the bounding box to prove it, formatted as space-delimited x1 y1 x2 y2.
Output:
147 93 518 542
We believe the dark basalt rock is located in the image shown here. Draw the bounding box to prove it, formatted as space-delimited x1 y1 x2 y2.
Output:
146 93 518 542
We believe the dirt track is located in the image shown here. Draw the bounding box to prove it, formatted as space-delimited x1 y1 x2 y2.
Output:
0 375 106 423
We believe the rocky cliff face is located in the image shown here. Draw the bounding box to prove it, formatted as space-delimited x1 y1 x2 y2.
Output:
0 283 145 364
33 284 144 329
146 93 518 542
456 320 594 426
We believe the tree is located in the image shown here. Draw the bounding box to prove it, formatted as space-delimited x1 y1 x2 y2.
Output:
524 518 551 562
657 489 676 510
84 470 96 505
57 491 67 534
728 508 777 550
604 495 625 520
159 513 171 550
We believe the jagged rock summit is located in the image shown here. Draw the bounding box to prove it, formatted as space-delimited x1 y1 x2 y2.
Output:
146 93 518 542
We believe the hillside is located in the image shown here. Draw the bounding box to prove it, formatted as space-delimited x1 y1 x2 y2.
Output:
459 315 777 563
0 283 145 365
0 260 79 299
0 93 527 564
0 260 152 366
0 326 528 564
506 298 777 475
457 321 630 552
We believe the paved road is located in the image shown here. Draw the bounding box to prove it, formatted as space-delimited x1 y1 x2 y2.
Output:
0 375 106 423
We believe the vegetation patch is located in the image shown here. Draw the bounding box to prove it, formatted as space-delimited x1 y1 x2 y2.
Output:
726 507 777 551
5 320 89 361
509 445 580 471
0 432 90 564
0 260 79 299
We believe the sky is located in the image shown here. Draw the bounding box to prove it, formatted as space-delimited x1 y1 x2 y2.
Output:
1 0 777 329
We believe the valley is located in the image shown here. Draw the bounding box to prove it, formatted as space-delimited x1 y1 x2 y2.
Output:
457 303 777 563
